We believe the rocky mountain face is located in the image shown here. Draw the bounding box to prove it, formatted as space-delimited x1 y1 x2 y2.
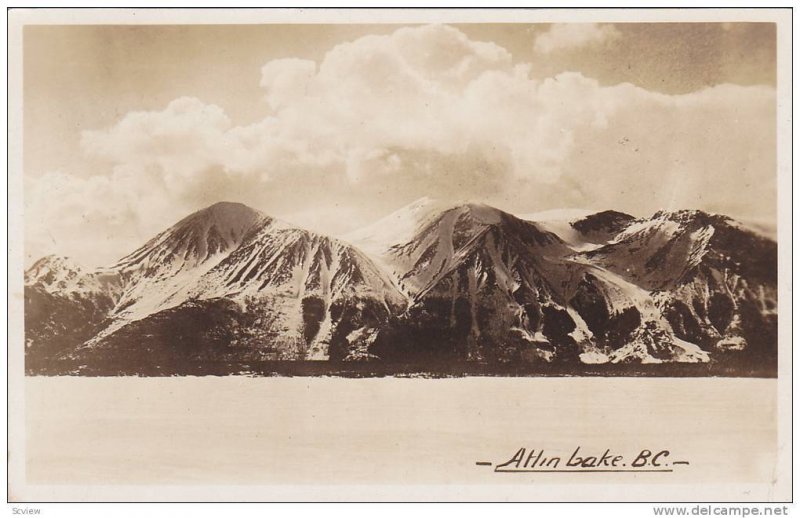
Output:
570 210 637 244
351 203 711 365
583 210 777 364
364 203 586 363
25 199 778 374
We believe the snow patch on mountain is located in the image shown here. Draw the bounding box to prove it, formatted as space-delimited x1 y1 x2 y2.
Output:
341 197 450 255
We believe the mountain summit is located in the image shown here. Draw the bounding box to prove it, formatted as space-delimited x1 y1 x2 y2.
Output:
114 201 268 275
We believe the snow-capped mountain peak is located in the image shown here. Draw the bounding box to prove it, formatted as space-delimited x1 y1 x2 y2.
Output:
25 255 86 289
25 255 121 298
113 201 268 275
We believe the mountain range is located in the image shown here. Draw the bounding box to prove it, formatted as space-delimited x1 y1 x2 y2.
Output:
24 199 778 375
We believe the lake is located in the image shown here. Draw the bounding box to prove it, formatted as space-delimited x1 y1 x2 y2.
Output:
17 376 780 501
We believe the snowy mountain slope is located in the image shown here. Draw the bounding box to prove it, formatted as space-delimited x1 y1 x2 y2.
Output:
26 202 407 363
351 201 773 366
77 207 404 362
567 262 710 364
385 203 565 295
25 255 124 299
25 201 778 372
584 210 777 358
25 203 270 357
369 206 588 363
587 210 776 289
342 196 452 257
24 256 123 360
107 202 269 321
192 220 403 304
177 220 407 360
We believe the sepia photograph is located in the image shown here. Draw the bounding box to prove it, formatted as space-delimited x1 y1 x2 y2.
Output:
6 7 793 505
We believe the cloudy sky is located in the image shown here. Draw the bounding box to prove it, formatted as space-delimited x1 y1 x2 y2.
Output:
24 22 777 267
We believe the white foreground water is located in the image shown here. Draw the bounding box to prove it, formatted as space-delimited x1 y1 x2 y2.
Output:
20 376 778 500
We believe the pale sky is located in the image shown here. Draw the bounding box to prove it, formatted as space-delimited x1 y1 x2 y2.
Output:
24 22 777 267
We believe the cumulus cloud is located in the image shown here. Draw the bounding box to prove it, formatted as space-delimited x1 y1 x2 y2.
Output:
25 23 777 266
534 23 621 54
260 58 317 110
